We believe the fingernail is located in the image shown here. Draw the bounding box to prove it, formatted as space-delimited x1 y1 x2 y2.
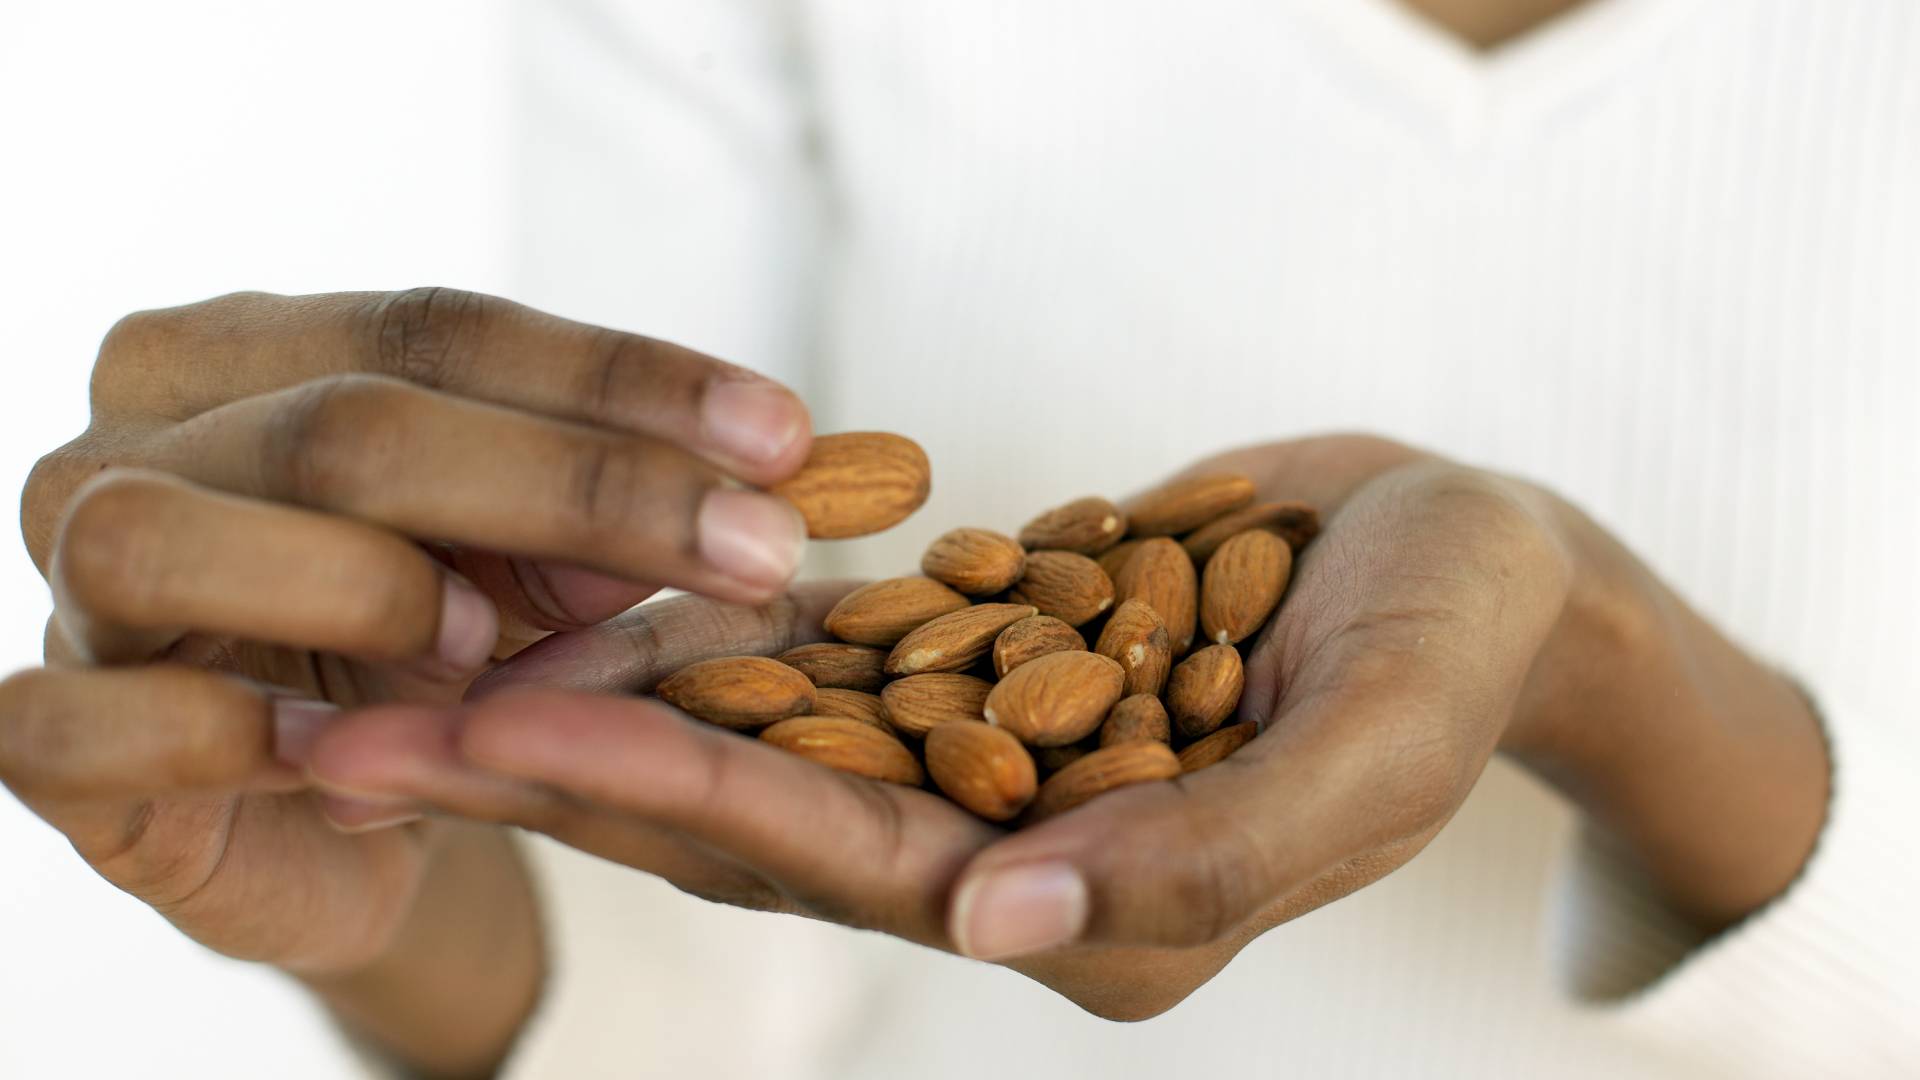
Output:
951 861 1089 960
703 379 805 466
273 699 339 768
436 574 500 674
698 488 805 592
317 792 424 834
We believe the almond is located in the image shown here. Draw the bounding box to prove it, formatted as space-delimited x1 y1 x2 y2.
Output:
1099 694 1171 747
1199 529 1293 645
1112 537 1198 655
1166 644 1245 739
1018 496 1128 554
1094 538 1145 583
1092 598 1172 697
921 527 1026 595
1008 550 1115 626
992 615 1086 678
925 722 1038 821
880 673 994 737
1034 743 1091 773
777 642 889 692
811 687 892 731
885 603 1036 675
1177 721 1260 773
770 431 931 539
1024 741 1180 823
656 656 816 730
983 650 1125 747
760 716 924 785
1181 500 1320 562
823 576 970 646
1124 473 1257 537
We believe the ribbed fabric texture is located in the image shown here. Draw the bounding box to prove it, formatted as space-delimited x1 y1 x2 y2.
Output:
499 1 1919 1076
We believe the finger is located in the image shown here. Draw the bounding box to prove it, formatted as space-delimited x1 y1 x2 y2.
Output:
148 374 806 605
469 579 861 699
448 550 659 650
46 469 496 677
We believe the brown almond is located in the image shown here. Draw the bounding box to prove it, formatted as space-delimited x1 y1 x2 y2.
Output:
925 722 1038 821
879 673 994 737
1092 598 1173 698
1112 537 1199 655
1124 473 1257 537
770 431 931 539
1166 644 1245 739
1182 501 1321 562
823 576 970 646
1178 721 1260 773
1034 743 1091 773
983 650 1125 747
1008 550 1115 627
886 603 1037 675
656 656 816 730
1025 741 1181 823
760 716 924 785
1099 694 1171 747
811 688 892 731
777 642 889 692
921 527 1026 595
1095 538 1146 583
1199 529 1293 646
992 615 1086 678
1018 496 1129 554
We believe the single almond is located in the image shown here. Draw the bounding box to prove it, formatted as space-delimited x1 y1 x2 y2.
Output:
823 576 970 646
1099 694 1171 747
1018 496 1129 555
879 673 994 737
760 716 924 785
1178 721 1260 773
983 650 1125 747
1112 537 1198 655
770 431 931 539
1025 741 1181 824
885 603 1036 675
1182 501 1321 562
921 527 1026 595
777 642 890 692
992 615 1086 678
656 656 816 730
1008 550 1115 627
1034 743 1091 774
1124 473 1257 537
1095 538 1146 583
811 688 893 731
1092 598 1172 697
925 722 1038 821
1200 529 1293 645
1166 644 1245 739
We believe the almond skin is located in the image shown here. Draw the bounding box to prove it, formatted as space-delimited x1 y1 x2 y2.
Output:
925 722 1038 821
1100 694 1171 747
1034 743 1091 773
1018 496 1129 555
811 688 893 731
770 431 931 539
1095 538 1145 583
1008 550 1115 627
992 615 1086 678
823 576 970 646
777 642 890 692
921 527 1026 595
1200 529 1293 646
760 716 924 785
1092 598 1172 697
983 650 1126 747
656 656 816 730
1123 473 1257 538
1166 644 1245 739
880 673 994 737
1182 501 1321 562
1178 721 1260 773
1025 741 1181 823
885 603 1036 675
1112 537 1199 655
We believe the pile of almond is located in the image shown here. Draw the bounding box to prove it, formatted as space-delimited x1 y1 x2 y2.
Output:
657 432 1318 827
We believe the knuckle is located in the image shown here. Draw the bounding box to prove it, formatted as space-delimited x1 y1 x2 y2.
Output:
21 445 94 575
365 286 491 387
270 374 417 507
556 439 649 556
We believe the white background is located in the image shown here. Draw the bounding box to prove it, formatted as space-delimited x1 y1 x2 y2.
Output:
1 3 512 1074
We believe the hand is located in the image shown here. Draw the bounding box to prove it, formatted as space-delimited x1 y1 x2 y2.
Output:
1 288 813 1070
303 434 1829 1021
